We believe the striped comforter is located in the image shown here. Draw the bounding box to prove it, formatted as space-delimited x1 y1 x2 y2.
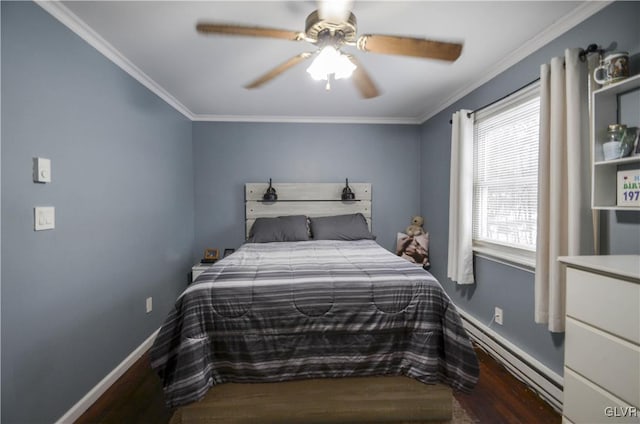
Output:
150 240 479 408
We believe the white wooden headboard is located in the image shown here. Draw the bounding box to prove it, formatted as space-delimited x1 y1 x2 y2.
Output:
245 182 372 238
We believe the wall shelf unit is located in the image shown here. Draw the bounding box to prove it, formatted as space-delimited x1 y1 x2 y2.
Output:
591 74 640 210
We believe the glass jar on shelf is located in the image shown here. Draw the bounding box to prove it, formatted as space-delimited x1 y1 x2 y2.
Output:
602 124 626 160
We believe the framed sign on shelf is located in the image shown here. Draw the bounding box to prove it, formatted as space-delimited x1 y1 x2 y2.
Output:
617 169 640 207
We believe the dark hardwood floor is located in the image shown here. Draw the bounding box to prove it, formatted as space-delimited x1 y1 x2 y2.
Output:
455 348 561 424
75 346 561 424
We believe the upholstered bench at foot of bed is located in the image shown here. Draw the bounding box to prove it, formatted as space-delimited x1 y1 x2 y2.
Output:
174 376 452 424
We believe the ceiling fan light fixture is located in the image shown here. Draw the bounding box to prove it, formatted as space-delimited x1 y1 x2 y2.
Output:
196 5 461 98
306 46 356 81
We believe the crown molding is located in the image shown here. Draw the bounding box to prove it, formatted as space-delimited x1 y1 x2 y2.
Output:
36 0 610 126
35 0 417 126
191 114 420 125
36 0 195 120
417 0 612 123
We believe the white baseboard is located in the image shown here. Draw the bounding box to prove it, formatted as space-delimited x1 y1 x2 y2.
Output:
458 309 564 412
55 328 160 424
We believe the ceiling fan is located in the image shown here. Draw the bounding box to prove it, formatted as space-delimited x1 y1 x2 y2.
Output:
196 1 463 99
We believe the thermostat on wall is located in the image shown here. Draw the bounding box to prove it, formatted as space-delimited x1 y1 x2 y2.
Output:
33 157 51 183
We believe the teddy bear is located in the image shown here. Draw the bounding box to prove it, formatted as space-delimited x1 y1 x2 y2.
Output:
405 215 425 236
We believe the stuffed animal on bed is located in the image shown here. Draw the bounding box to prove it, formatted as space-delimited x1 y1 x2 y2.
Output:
405 215 425 236
398 216 429 268
396 232 430 269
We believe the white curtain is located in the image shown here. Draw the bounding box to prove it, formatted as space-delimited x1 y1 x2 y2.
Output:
535 48 595 332
448 110 475 285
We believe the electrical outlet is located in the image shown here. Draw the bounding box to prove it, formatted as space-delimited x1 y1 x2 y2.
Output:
494 307 503 325
146 297 153 313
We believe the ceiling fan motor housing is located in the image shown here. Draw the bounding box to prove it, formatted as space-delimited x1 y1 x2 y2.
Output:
305 10 357 46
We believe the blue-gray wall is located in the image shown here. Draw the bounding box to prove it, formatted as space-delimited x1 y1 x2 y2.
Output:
1 3 194 423
0 3 3 419
420 0 640 376
192 122 421 260
2 1 640 423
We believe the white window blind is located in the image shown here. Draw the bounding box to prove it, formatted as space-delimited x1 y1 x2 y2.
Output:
473 84 540 253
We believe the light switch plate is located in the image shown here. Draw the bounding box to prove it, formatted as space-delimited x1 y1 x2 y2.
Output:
33 157 51 183
34 206 55 231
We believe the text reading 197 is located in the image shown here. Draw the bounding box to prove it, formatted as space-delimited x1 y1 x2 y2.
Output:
622 190 640 201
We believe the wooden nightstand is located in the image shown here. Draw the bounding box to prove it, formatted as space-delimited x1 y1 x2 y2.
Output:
192 263 215 283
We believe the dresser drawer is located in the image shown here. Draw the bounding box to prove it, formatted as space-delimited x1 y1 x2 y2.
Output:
566 317 640 406
566 268 640 344
563 368 640 424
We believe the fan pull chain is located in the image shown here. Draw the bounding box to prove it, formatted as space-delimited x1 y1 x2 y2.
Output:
326 74 333 91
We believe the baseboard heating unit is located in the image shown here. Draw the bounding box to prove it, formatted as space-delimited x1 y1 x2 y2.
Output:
458 309 563 412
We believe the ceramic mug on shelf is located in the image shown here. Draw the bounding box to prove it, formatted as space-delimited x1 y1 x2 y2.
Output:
593 52 629 85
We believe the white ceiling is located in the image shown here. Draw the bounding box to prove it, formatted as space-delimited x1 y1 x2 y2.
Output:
43 1 607 124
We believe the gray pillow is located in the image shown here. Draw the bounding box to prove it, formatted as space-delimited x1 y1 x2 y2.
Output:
309 213 375 241
248 215 310 243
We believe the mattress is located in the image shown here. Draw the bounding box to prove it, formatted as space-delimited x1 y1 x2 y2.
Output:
150 240 479 408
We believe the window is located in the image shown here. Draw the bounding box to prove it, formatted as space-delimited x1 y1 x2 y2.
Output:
472 83 540 266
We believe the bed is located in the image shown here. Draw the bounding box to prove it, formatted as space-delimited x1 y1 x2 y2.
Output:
150 182 479 421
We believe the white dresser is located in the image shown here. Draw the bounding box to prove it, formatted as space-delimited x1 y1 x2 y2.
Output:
559 255 640 424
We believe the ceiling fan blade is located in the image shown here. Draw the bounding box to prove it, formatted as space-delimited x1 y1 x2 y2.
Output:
347 56 379 99
356 34 463 62
245 53 313 89
317 0 353 22
196 23 303 41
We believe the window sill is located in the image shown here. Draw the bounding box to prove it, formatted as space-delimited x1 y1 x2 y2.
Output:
472 242 536 273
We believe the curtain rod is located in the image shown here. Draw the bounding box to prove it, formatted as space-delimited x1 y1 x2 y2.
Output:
448 43 601 124
446 77 538 124
465 77 540 119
